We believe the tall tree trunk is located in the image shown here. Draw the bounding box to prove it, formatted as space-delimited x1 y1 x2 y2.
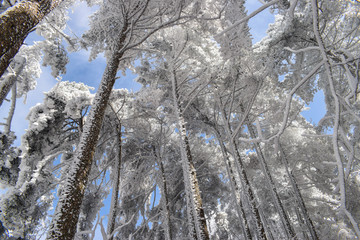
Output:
107 123 122 240
46 20 129 240
217 97 267 240
0 0 61 78
247 123 296 239
278 141 319 240
170 63 209 240
214 129 252 239
190 104 251 239
232 140 267 240
152 145 173 240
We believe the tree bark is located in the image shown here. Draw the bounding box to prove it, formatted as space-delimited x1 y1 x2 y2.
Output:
0 0 61 78
293 206 310 240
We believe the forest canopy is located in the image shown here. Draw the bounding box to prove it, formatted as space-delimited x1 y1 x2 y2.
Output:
0 0 360 239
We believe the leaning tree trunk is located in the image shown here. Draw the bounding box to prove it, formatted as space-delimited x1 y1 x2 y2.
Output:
247 123 296 239
0 0 61 79
46 20 129 240
107 123 122 240
170 62 209 240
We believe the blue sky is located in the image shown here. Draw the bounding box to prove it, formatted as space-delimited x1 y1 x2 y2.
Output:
0 0 327 238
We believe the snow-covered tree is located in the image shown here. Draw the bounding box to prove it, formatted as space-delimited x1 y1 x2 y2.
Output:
1 0 359 239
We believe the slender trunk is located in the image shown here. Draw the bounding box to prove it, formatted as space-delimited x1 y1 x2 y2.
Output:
0 0 61 78
217 98 267 239
107 123 122 240
258 205 274 240
0 74 16 106
232 141 267 239
294 206 309 240
184 134 209 240
214 129 252 239
247 124 296 239
278 142 319 240
46 20 129 240
159 159 173 240
4 81 16 134
152 145 173 240
170 63 209 240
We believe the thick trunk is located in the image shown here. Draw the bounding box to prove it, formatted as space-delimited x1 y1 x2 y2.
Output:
0 0 61 78
278 142 319 240
107 123 122 240
46 21 129 240
247 124 296 239
170 65 209 240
